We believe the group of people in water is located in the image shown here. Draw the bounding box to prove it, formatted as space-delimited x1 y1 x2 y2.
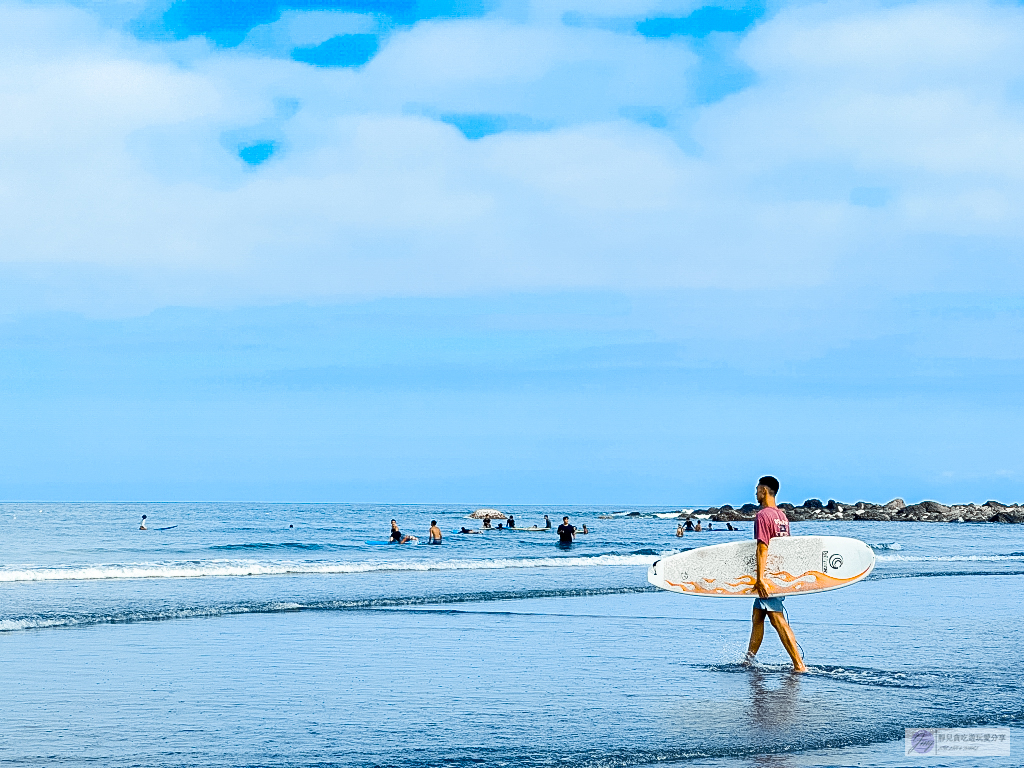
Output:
390 514 588 546
389 514 740 545
676 519 737 536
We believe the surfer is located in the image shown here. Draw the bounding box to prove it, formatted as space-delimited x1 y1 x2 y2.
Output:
428 520 442 544
557 516 576 547
483 518 492 529
695 520 702 532
684 518 695 532
507 515 516 529
744 476 807 673
390 519 416 544
727 523 736 531
676 523 684 537
544 515 552 529
139 515 147 530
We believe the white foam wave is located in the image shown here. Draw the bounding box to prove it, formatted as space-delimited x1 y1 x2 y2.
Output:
876 554 1024 562
0 554 655 583
870 541 903 551
0 601 307 632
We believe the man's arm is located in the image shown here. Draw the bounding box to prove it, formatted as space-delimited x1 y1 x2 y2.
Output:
754 540 771 598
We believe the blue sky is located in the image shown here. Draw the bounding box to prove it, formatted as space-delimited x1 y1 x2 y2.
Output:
1 0 1023 504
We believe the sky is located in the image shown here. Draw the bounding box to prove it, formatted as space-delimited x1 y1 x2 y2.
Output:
1 0 1023 504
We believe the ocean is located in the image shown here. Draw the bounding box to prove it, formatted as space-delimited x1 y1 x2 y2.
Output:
0 502 1021 768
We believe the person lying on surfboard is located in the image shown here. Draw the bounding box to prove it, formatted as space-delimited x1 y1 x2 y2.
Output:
743 476 807 673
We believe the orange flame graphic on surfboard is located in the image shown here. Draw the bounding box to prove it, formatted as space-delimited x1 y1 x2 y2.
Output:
664 566 872 596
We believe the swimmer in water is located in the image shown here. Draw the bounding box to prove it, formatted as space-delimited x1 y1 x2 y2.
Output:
139 515 147 530
428 520 442 544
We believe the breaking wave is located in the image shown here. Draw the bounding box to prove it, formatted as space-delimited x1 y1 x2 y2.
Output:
875 553 1024 562
0 553 657 583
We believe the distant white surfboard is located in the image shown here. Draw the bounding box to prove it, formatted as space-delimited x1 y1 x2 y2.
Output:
648 535 875 597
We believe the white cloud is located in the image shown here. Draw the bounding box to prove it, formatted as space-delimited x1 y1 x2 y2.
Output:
1 0 1024 314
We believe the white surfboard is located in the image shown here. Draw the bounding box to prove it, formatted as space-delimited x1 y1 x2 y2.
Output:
648 535 875 597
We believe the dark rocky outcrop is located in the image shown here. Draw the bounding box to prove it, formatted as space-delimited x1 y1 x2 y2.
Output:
990 510 1024 524
686 497 1023 523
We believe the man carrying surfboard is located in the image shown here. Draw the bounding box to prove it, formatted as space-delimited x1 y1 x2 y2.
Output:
744 476 807 673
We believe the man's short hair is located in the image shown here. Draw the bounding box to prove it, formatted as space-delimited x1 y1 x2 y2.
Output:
758 476 780 494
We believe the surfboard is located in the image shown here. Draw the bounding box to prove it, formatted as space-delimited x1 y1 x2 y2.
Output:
510 526 550 532
648 535 875 597
156 525 178 530
366 538 418 545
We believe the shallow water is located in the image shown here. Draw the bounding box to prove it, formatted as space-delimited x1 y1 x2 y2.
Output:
0 503 1021 767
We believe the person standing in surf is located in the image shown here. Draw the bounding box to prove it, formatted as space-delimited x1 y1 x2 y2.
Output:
428 520 443 544
557 516 576 547
744 476 807 673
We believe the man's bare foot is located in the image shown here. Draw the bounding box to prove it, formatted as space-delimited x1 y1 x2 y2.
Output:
792 664 808 673
741 653 756 667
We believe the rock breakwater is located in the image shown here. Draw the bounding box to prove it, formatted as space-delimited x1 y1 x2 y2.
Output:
683 498 1024 523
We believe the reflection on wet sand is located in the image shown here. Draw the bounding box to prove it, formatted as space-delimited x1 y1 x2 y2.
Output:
744 668 802 768
746 668 801 728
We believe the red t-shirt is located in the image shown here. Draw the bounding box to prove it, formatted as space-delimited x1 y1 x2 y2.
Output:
754 506 790 544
